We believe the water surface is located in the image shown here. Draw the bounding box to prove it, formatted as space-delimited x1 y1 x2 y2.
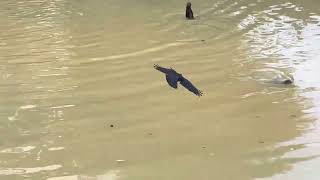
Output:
1 0 320 179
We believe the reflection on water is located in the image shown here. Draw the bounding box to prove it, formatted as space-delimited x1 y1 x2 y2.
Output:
0 145 35 154
47 170 121 180
1 0 320 179
0 164 62 175
239 1 320 179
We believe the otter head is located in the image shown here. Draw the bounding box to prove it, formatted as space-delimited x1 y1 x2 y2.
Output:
186 2 192 8
283 79 293 85
185 2 194 19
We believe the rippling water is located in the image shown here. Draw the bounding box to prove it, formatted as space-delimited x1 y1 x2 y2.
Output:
1 0 320 179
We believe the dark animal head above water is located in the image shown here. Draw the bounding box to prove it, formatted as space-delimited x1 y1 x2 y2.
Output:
186 2 192 8
282 79 293 85
267 76 294 86
154 64 203 97
186 2 194 20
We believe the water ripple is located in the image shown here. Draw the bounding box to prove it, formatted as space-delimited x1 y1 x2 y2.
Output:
0 164 62 175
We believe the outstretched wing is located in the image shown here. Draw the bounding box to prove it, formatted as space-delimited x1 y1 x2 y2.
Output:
154 64 173 74
179 77 203 96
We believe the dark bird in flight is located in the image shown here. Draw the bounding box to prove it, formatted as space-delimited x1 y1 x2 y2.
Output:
154 64 203 96
186 2 194 20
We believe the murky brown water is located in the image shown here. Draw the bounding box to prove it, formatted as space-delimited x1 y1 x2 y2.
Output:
1 0 320 179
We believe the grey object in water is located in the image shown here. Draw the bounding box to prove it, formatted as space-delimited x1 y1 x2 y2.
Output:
267 77 294 85
254 69 294 85
154 64 203 96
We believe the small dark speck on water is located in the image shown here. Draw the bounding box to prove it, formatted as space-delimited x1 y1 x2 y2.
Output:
290 114 297 118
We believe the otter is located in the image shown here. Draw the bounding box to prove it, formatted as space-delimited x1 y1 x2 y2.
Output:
186 2 194 20
282 79 293 85
267 77 294 85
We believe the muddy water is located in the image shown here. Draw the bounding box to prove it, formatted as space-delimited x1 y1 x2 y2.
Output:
1 0 320 179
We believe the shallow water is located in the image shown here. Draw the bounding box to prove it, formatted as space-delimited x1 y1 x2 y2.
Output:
1 0 320 179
